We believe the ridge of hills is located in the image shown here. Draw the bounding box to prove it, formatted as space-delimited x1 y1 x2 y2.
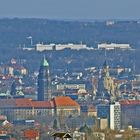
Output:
0 18 139 48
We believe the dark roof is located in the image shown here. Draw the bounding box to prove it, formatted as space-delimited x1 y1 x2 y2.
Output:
51 132 72 138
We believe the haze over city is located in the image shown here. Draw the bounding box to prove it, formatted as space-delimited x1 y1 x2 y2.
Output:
0 0 140 19
0 0 140 140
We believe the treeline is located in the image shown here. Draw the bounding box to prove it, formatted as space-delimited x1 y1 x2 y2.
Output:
0 18 140 48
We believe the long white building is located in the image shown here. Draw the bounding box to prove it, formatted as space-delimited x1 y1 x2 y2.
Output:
98 43 131 50
36 43 90 51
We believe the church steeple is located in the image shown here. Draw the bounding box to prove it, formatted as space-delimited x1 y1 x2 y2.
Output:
37 57 50 101
102 60 110 77
103 60 107 68
40 56 49 67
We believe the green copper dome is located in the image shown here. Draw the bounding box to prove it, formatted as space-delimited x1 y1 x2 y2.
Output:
41 57 49 67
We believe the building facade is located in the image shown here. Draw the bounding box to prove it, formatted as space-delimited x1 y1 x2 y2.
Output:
0 97 80 121
53 96 80 117
97 102 121 130
0 99 54 121
120 100 140 129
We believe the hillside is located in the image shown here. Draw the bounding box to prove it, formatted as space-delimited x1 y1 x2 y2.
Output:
0 18 140 48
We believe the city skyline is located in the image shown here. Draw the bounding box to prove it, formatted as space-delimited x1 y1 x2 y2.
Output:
0 0 140 20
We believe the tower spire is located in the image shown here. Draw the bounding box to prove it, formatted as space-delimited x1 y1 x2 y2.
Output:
40 56 49 67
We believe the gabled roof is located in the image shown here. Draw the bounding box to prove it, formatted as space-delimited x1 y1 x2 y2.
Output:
54 96 79 107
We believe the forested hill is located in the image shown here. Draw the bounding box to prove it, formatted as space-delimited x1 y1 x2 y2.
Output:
0 18 140 48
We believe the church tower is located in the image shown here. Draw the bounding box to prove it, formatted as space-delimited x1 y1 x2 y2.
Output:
97 61 114 99
37 57 51 101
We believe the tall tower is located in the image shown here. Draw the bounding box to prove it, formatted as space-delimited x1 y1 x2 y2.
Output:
37 57 50 101
97 60 115 99
110 102 121 130
10 81 16 96
97 61 109 98
97 102 121 130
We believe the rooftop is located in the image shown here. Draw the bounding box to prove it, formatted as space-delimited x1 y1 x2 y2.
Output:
15 98 32 107
32 101 52 108
120 100 140 105
0 98 52 108
54 96 80 107
51 132 72 138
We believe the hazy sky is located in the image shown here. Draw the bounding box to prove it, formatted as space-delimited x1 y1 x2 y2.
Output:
0 0 140 19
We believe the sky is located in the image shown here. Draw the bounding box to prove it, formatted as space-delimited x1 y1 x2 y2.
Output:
0 0 140 20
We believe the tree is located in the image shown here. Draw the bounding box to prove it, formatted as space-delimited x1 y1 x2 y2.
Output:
122 129 135 140
79 124 92 135
92 133 104 140
53 119 58 130
104 129 116 140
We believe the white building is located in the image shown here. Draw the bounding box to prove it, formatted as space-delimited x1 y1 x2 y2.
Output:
97 102 121 130
36 43 55 51
56 83 86 90
55 44 88 50
98 43 131 50
110 102 121 130
36 43 89 51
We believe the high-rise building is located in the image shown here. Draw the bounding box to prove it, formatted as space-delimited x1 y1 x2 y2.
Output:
97 102 121 130
37 58 50 101
110 102 121 130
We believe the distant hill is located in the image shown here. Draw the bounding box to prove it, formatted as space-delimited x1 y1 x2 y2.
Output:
0 18 140 48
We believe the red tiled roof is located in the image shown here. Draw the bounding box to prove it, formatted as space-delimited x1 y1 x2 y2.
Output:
15 99 32 107
54 96 79 107
120 100 140 105
0 98 53 108
15 98 52 108
32 101 52 108
24 129 39 138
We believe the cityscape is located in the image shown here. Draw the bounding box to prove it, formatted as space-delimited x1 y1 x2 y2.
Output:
0 0 140 140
